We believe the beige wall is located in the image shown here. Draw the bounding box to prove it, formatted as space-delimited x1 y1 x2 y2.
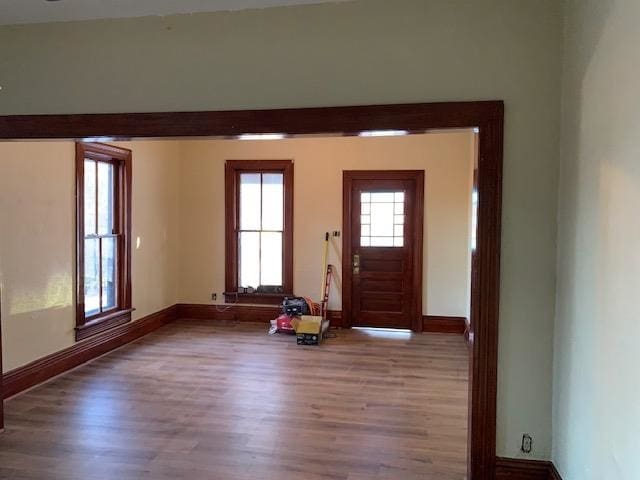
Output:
0 133 471 373
0 143 76 371
0 141 180 372
0 0 563 458
115 141 181 322
177 132 473 317
553 1 640 478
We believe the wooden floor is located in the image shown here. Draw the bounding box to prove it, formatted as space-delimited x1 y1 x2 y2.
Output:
0 320 469 480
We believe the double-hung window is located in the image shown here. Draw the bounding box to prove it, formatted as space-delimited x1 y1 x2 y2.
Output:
75 142 132 340
224 160 293 304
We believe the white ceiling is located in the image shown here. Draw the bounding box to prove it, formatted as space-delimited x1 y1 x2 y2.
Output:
0 0 348 26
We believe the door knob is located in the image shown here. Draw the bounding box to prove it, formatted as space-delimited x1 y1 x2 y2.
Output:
353 254 360 274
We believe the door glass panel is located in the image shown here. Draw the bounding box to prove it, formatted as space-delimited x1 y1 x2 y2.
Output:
239 173 261 230
102 237 117 310
370 202 394 236
360 190 405 247
239 231 260 288
84 238 100 315
371 192 394 202
370 236 394 247
260 232 282 286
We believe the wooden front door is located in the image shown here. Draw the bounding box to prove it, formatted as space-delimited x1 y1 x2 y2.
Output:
343 171 424 332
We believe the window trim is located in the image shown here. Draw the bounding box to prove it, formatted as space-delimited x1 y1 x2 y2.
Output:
224 160 294 305
75 142 133 340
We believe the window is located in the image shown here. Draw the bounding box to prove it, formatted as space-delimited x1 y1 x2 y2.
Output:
225 160 293 304
76 142 132 340
360 191 405 247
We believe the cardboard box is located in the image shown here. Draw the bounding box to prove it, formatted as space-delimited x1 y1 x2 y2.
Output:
291 315 329 345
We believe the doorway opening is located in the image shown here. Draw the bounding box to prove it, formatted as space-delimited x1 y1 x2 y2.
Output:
0 101 502 479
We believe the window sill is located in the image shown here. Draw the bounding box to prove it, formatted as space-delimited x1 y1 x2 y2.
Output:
75 308 134 341
223 292 292 305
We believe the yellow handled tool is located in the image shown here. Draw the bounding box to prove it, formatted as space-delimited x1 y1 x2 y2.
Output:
320 232 329 301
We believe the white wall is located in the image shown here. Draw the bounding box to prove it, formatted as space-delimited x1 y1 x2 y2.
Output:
0 141 181 371
177 133 473 317
0 0 563 458
553 1 640 478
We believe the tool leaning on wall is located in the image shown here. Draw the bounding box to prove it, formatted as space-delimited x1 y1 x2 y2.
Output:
269 231 338 344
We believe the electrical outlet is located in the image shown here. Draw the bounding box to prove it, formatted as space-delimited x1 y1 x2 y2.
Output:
332 230 340 237
521 434 533 454
211 293 217 301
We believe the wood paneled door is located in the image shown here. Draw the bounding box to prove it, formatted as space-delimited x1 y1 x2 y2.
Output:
343 171 424 332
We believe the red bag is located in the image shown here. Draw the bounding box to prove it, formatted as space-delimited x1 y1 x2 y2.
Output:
276 314 295 334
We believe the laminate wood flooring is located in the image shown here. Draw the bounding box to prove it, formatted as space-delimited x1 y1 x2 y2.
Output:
0 320 468 480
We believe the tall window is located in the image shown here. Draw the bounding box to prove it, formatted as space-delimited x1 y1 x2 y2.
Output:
76 142 132 340
225 160 293 304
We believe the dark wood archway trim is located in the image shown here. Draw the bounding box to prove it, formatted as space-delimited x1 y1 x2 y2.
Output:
0 101 503 479
0 101 499 140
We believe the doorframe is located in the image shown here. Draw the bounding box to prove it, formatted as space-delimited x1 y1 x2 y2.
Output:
342 170 424 333
0 101 503 478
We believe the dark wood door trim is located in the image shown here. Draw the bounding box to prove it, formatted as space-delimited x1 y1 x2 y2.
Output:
0 100 503 480
342 170 424 333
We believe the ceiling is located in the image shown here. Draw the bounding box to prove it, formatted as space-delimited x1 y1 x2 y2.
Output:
0 0 348 26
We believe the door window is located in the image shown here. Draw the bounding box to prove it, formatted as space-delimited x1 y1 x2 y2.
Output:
360 191 405 247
